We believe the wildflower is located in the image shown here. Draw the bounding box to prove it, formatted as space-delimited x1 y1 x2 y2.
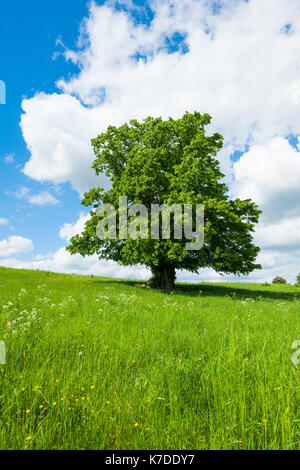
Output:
262 419 267 424
53 402 57 407
146 427 151 431
134 422 139 428
39 405 44 409
21 387 26 392
25 436 32 441
26 410 30 414
90 385 95 390
106 401 110 405
60 397 65 401
55 379 59 383
132 360 136 364
75 398 79 403
81 387 85 391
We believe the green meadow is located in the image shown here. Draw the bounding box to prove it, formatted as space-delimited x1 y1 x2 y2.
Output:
1 266 300 450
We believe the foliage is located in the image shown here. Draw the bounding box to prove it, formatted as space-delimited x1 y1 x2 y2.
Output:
272 277 287 285
67 112 261 288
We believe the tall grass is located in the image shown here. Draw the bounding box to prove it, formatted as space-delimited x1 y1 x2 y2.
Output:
1 266 300 450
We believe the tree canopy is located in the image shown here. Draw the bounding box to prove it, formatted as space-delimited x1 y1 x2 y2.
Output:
67 111 261 290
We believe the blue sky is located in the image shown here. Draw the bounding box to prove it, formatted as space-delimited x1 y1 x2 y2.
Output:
0 1 93 257
0 0 300 282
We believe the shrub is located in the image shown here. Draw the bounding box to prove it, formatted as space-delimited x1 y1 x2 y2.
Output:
272 276 287 285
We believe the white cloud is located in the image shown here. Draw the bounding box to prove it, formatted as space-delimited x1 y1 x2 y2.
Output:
15 187 30 199
0 218 9 226
255 217 300 251
59 212 90 242
232 137 300 222
4 153 14 164
20 0 300 193
28 191 59 206
14 187 59 206
0 236 33 258
0 247 150 280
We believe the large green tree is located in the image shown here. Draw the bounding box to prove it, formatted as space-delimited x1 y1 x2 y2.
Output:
67 111 261 290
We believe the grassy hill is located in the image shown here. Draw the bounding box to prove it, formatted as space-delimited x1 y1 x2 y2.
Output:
1 266 300 450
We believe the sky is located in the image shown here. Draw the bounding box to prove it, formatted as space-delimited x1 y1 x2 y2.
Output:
0 0 300 283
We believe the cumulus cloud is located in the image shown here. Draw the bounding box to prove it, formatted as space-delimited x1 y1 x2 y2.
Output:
0 247 150 280
59 212 90 242
232 137 300 222
255 218 300 253
14 186 59 206
0 236 34 258
4 153 14 164
0 244 225 283
28 191 59 206
21 0 300 193
0 218 9 226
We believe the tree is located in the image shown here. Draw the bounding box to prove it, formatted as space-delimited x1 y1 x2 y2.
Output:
272 276 287 285
296 273 300 286
67 111 261 290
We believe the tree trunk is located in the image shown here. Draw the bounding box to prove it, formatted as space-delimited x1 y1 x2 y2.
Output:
148 265 176 291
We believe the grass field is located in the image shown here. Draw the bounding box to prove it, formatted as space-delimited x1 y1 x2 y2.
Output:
1 266 300 450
